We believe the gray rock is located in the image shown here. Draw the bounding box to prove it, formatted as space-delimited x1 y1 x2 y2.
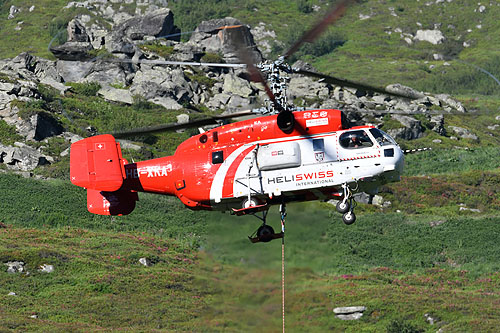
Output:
38 264 54 273
389 115 425 140
18 113 64 141
98 87 133 104
82 61 127 87
139 257 152 267
189 17 262 64
107 8 175 55
333 306 367 314
148 96 183 110
385 84 424 99
49 42 94 61
8 5 20 19
448 126 478 140
67 18 90 42
5 261 25 273
0 143 52 171
430 114 446 135
333 306 366 320
436 94 466 112
372 195 385 207
56 60 94 82
222 74 253 97
414 29 446 44
354 192 372 204
118 8 174 41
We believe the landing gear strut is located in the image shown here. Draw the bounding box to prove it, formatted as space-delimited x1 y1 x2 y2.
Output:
248 204 285 243
336 183 356 225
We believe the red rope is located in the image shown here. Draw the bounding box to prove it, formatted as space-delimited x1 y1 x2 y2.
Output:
281 210 286 333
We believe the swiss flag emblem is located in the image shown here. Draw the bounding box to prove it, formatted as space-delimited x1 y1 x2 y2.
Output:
95 143 105 150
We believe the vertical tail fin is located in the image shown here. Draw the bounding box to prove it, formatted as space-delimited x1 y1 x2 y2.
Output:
70 134 138 215
70 134 126 191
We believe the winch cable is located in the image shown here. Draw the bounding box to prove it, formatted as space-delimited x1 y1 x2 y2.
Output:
280 203 287 333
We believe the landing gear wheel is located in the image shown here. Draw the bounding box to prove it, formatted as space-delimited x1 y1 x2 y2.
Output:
342 211 356 225
257 225 275 242
336 200 350 214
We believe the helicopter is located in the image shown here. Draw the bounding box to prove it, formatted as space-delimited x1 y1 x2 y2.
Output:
70 0 409 243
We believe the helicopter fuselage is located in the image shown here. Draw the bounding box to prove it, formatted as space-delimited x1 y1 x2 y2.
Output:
70 109 403 215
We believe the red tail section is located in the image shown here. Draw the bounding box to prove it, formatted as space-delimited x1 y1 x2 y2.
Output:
70 134 125 191
71 134 138 215
87 189 138 216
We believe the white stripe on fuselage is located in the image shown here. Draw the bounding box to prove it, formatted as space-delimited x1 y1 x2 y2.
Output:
209 131 340 203
210 144 254 202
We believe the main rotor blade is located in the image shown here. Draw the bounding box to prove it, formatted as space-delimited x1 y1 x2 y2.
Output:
293 68 417 99
283 0 353 59
110 111 256 138
105 58 246 68
232 27 284 111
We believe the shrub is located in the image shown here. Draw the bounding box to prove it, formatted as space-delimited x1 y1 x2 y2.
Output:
67 82 101 97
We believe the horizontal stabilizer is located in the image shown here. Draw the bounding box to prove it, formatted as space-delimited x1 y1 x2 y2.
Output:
87 189 138 216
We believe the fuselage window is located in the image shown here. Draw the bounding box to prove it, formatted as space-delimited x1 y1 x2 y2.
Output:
313 138 324 151
212 150 224 164
369 128 397 146
212 131 219 143
339 130 373 149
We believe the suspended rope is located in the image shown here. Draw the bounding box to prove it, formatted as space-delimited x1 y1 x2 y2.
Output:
280 203 286 333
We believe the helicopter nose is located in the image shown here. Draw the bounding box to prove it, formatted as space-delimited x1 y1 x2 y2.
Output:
381 145 404 182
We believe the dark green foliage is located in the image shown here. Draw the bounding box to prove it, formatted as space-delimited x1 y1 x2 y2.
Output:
386 319 424 333
200 52 224 64
169 0 232 40
296 0 312 14
0 119 23 145
272 24 346 61
66 82 101 97
139 43 175 58
48 17 68 46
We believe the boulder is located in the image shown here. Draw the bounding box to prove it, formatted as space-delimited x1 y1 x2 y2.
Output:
448 126 478 140
387 115 425 140
414 29 446 44
98 87 133 104
385 84 424 99
18 113 64 141
0 143 52 171
222 74 253 97
49 42 94 61
4 261 25 273
56 60 94 82
67 18 90 42
189 17 262 64
333 306 366 320
107 8 175 54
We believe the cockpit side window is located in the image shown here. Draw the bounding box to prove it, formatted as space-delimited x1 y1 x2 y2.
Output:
369 128 397 146
339 130 373 149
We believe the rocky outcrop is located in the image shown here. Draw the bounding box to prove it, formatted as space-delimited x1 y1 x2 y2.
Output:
188 17 262 64
0 143 52 171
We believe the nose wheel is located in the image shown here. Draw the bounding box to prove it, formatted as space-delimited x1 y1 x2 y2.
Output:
336 183 357 225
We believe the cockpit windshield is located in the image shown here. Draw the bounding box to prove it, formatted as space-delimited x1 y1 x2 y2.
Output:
369 128 398 146
339 130 374 149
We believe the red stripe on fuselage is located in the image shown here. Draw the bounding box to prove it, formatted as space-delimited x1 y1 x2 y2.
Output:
222 145 256 198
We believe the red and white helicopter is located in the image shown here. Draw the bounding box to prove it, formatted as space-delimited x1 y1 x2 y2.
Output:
70 0 407 242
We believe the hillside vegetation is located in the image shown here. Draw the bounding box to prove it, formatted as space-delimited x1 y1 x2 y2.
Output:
1 0 499 331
